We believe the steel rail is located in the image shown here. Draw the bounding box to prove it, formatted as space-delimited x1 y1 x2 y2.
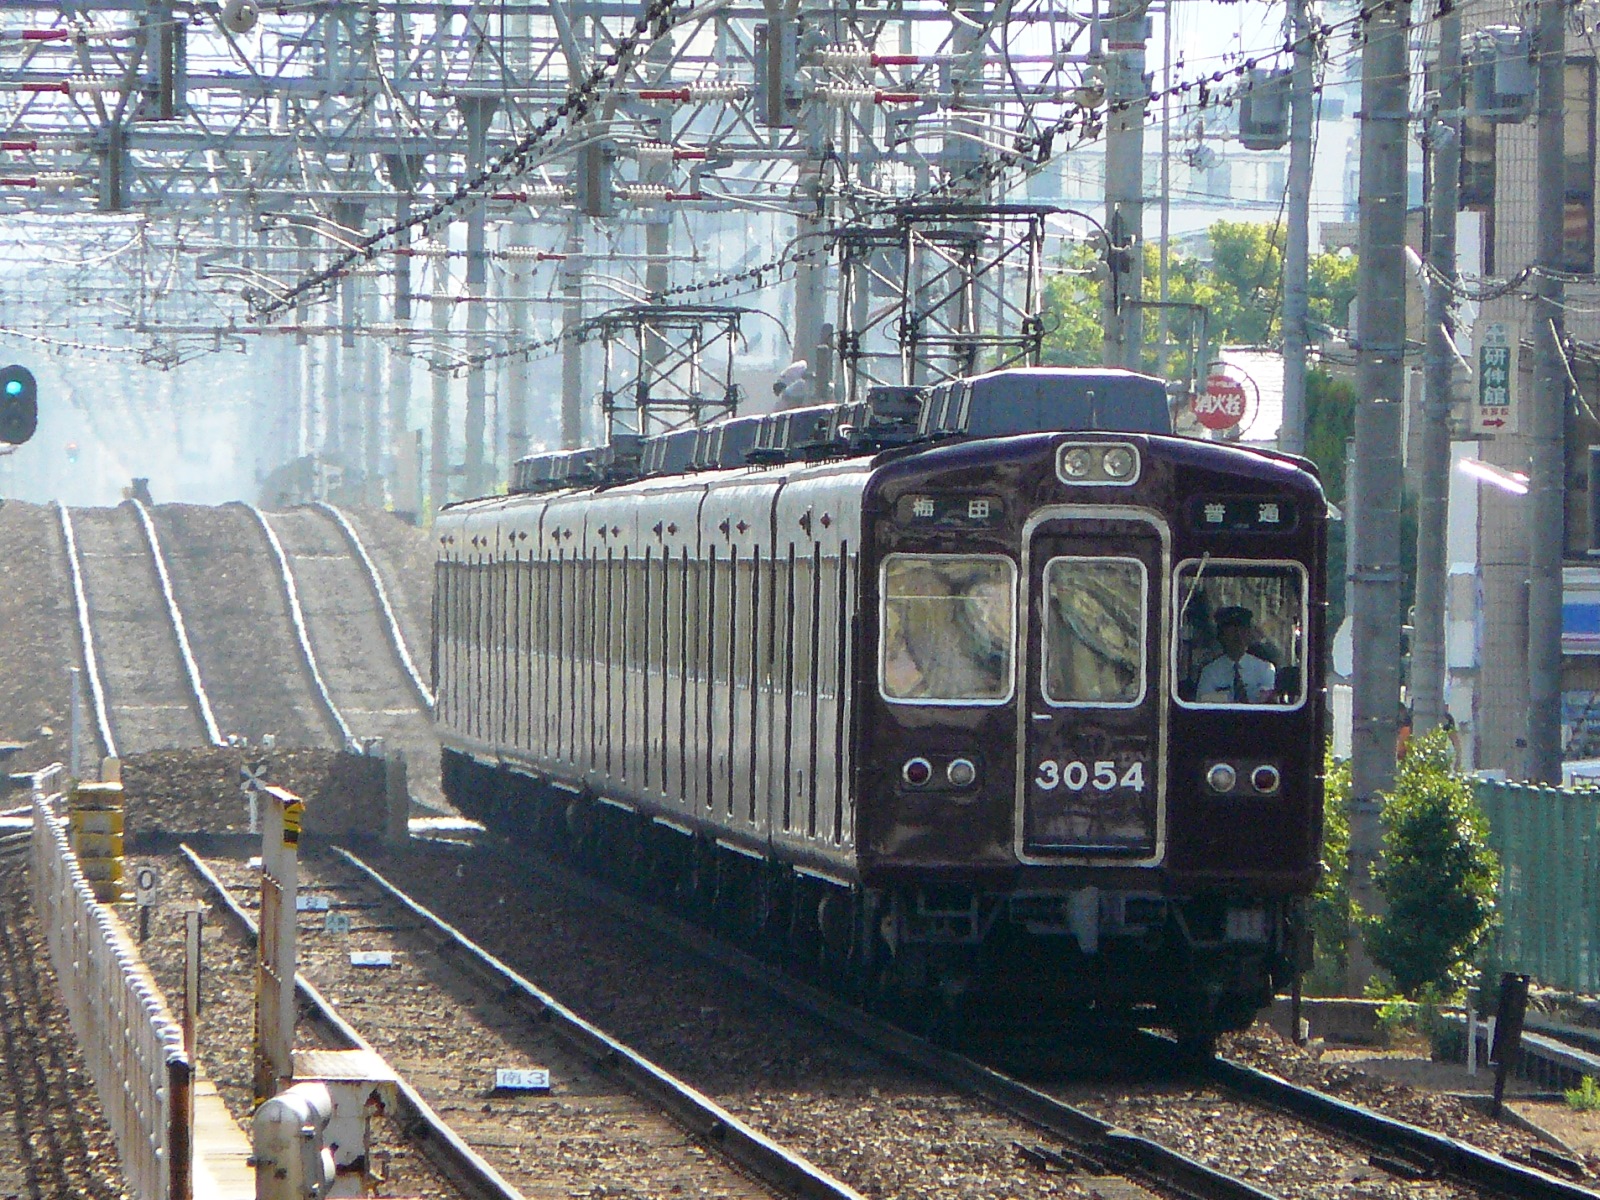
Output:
176 844 525 1200
1202 1055 1598 1199
236 504 357 752
384 840 1283 1200
329 846 866 1200
55 503 117 761
480 836 1596 1200
128 500 225 747
311 502 435 712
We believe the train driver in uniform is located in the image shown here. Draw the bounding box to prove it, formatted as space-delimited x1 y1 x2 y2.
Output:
1195 605 1276 703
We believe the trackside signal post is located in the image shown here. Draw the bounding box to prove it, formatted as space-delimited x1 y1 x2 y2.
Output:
254 785 303 1103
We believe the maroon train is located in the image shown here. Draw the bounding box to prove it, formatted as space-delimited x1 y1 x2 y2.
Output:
434 367 1327 1043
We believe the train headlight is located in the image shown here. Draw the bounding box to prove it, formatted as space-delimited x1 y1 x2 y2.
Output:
1101 445 1137 480
1205 762 1237 793
903 757 933 787
946 758 977 788
1061 446 1094 479
1251 764 1281 794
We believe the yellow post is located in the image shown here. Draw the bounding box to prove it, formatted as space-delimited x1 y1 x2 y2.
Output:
253 786 304 1104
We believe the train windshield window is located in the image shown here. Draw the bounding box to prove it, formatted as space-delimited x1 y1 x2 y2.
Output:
880 555 1015 703
1042 558 1146 706
1174 560 1307 708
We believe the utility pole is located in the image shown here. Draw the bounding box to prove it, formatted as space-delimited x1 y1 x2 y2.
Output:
429 256 452 516
1279 0 1315 457
1412 11 1461 736
1157 2 1171 372
459 96 498 498
505 219 532 465
1527 0 1567 782
560 214 585 449
1347 0 1410 993
1102 0 1147 370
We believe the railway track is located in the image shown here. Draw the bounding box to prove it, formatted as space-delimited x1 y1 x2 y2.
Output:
58 502 216 756
248 505 441 795
150 503 335 747
367 835 1599 1200
165 844 853 1200
166 840 1350 1200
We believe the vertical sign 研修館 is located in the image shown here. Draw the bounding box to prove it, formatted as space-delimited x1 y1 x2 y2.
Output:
1473 321 1519 434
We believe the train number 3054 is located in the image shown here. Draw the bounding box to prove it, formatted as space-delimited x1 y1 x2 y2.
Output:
1033 760 1147 793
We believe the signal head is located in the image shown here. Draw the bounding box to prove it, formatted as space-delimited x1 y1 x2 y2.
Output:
0 365 36 445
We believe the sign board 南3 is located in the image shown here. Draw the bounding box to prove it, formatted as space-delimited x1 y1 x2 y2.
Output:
1474 321 1519 434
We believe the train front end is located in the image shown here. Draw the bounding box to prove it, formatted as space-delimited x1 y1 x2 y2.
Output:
859 431 1326 1037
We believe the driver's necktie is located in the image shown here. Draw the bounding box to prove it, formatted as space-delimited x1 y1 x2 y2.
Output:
1232 663 1248 703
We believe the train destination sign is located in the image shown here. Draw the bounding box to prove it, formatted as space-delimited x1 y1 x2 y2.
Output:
1189 497 1298 533
896 494 1005 528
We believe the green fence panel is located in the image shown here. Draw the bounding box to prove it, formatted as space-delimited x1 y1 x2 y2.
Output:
1475 779 1600 994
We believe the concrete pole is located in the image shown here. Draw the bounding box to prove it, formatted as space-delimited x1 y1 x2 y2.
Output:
332 201 366 479
460 97 498 497
1102 0 1147 370
389 190 414 505
429 255 453 515
793 156 828 383
505 218 532 464
1157 5 1170 371
1412 12 1461 736
1527 0 1567 782
561 215 585 448
1347 0 1410 993
1279 0 1314 457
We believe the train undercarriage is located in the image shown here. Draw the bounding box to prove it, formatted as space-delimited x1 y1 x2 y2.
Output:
444 748 1300 1048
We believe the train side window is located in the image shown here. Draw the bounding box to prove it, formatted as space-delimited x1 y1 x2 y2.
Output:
1174 560 1308 709
734 554 757 687
817 555 839 701
793 554 815 693
879 554 1016 704
1042 557 1146 707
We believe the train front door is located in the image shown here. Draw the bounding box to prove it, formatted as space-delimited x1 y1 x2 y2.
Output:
1016 510 1168 863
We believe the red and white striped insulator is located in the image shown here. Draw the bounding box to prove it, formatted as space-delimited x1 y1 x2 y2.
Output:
816 45 873 70
636 82 745 103
501 246 567 262
817 85 922 105
619 184 704 204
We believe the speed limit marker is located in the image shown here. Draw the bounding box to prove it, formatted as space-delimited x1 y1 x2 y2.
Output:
134 864 160 908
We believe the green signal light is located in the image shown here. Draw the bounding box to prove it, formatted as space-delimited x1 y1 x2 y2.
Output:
3 381 20 397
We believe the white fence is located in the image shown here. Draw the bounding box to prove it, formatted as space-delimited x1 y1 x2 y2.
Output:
29 766 192 1200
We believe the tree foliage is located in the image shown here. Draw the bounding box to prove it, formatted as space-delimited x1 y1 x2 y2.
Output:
1306 748 1352 995
1365 730 1500 997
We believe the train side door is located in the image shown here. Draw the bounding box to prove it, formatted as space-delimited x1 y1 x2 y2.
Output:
1017 510 1168 864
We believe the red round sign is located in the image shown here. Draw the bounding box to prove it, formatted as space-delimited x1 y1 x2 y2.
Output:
1194 374 1248 431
